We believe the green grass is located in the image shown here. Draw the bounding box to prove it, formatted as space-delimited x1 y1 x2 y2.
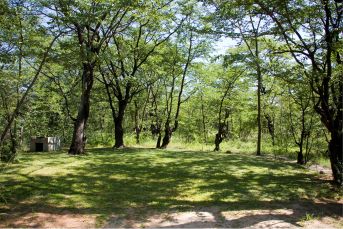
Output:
0 147 340 226
86 132 331 167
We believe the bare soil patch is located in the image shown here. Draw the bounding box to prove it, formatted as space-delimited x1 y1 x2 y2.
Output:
1 198 341 228
102 200 342 228
0 207 96 228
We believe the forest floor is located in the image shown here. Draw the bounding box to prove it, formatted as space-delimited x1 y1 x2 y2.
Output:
0 148 342 228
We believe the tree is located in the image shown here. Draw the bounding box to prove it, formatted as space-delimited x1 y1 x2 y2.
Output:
157 27 211 149
288 80 316 165
0 0 62 160
213 78 240 151
254 0 342 184
44 0 137 154
204 0 271 155
97 0 185 148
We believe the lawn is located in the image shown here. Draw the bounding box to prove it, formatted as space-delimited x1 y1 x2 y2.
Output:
0 148 342 227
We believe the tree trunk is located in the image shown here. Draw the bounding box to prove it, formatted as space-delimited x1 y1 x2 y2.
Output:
329 130 342 184
0 34 60 148
135 127 141 144
68 64 93 155
160 124 173 149
114 118 124 148
156 134 162 148
113 100 127 148
296 109 308 165
69 117 88 155
214 132 223 151
100 115 104 141
257 65 262 156
153 123 162 148
224 109 230 140
201 95 207 144
20 125 24 146
156 134 162 149
134 102 141 144
297 144 304 165
264 114 274 145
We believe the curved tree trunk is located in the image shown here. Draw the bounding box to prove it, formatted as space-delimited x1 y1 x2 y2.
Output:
214 132 223 151
160 128 172 149
68 64 94 155
160 121 177 149
0 34 60 149
264 114 274 145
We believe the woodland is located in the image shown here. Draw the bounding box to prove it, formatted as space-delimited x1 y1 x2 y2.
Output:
0 0 342 187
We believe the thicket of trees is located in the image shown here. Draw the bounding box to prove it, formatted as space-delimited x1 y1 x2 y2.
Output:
0 0 342 184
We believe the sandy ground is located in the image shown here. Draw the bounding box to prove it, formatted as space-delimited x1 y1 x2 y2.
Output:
102 201 343 228
1 198 342 228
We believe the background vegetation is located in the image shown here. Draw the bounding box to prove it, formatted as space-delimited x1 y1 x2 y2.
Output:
0 0 342 183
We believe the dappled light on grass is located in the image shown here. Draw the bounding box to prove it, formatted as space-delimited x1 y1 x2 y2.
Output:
0 147 341 227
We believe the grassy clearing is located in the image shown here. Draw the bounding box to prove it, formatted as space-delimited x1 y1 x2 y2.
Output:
85 131 331 167
0 148 341 226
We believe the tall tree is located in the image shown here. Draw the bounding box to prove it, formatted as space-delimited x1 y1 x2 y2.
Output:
206 0 271 155
288 81 315 165
254 0 342 184
213 78 239 151
98 0 185 148
44 0 136 154
158 26 212 148
0 0 62 159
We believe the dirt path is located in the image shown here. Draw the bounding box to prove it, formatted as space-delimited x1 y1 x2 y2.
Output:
102 201 343 228
1 199 342 228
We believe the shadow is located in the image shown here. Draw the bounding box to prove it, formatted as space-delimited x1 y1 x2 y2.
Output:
0 148 341 228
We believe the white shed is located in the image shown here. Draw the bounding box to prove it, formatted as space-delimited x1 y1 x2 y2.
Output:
30 136 62 152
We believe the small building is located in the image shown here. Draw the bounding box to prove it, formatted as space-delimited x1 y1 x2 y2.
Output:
30 136 62 152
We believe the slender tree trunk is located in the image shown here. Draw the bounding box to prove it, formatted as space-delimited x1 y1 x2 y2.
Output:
257 65 262 156
0 34 60 149
134 102 141 144
239 115 242 139
100 115 104 141
201 95 207 144
272 116 275 146
224 109 230 140
62 122 66 143
152 89 162 147
20 124 24 146
297 111 306 165
265 114 274 146
156 134 162 148
68 64 94 155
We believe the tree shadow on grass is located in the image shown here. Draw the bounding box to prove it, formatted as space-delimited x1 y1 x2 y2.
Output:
0 147 341 227
138 200 341 228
